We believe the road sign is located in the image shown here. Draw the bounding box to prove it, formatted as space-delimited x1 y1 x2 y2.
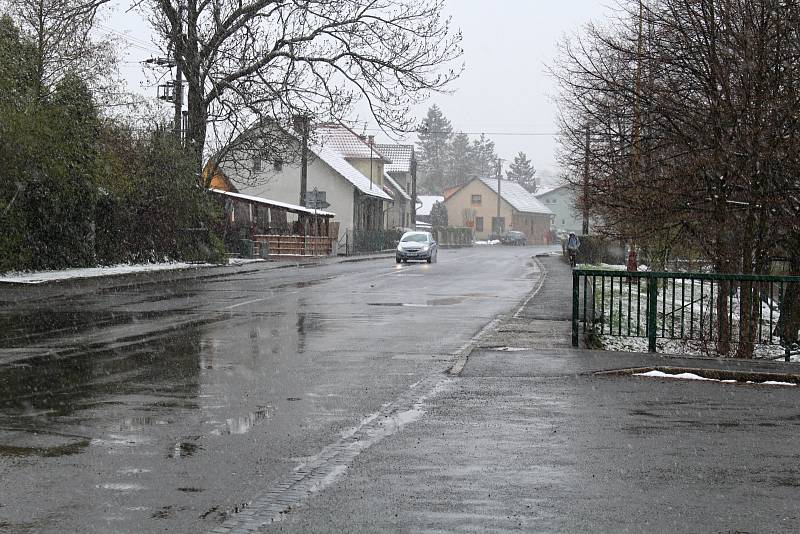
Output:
305 190 330 209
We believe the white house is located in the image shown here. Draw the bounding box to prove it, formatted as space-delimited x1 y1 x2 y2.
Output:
382 173 412 230
208 123 392 243
535 184 586 235
375 144 415 229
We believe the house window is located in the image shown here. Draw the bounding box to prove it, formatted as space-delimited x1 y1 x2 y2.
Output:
475 216 484 232
252 157 262 172
471 194 482 205
273 158 283 171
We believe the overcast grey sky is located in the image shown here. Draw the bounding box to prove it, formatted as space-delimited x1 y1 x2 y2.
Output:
107 0 614 183
423 0 613 181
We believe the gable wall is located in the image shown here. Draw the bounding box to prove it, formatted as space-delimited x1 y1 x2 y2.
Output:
443 179 514 239
221 140 355 242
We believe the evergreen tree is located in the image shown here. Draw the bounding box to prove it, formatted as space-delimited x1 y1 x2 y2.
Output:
0 16 39 271
430 201 448 227
416 105 453 194
469 134 498 178
445 131 473 188
21 73 100 269
506 151 537 192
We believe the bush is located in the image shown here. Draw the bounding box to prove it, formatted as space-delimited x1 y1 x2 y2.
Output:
564 235 627 265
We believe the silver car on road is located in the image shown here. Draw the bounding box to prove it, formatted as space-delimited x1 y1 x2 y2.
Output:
396 231 438 263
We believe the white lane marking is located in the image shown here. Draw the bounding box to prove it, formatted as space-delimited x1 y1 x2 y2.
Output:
215 376 452 532
224 298 269 310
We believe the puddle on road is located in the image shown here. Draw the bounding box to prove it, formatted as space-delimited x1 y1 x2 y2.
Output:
0 440 89 458
0 429 90 458
367 296 467 308
271 277 334 290
168 437 202 458
117 467 152 475
96 482 146 492
0 309 202 348
137 291 197 303
211 407 271 436
116 416 170 431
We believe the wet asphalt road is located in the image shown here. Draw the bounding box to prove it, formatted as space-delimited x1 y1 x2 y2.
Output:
261 256 800 533
0 246 551 533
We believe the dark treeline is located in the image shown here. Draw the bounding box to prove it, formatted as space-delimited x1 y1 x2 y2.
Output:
415 105 538 195
0 15 223 272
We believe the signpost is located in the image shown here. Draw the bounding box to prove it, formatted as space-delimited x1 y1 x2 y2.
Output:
304 189 329 210
304 188 329 256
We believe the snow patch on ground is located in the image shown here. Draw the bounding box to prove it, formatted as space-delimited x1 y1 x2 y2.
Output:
577 263 627 271
490 346 530 352
0 258 264 284
474 240 501 245
635 370 797 386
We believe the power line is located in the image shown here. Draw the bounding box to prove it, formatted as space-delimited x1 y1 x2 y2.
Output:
362 129 562 136
96 23 158 48
91 23 161 54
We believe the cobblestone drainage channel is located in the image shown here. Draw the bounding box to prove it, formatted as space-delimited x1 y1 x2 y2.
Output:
595 366 800 387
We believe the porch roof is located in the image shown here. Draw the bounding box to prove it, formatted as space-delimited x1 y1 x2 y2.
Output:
209 189 335 218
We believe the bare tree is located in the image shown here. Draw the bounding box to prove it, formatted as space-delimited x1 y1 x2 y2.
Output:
144 0 462 180
7 0 116 98
554 0 800 357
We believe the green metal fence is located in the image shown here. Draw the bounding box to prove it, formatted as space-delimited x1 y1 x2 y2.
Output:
572 269 800 360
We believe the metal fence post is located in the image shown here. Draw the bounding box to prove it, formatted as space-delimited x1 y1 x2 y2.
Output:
572 270 580 347
647 274 658 352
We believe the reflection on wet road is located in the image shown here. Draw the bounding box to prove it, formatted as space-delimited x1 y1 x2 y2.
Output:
0 246 552 532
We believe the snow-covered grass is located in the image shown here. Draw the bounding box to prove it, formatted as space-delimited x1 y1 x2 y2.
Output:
576 262 627 271
582 273 798 362
0 257 264 284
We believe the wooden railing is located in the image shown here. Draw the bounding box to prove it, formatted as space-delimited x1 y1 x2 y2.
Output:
251 234 334 257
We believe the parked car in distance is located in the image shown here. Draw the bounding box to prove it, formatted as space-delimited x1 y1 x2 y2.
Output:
501 231 527 246
396 231 438 263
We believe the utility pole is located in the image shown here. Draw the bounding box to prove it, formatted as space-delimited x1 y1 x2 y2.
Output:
496 157 503 234
173 0 184 143
295 115 310 206
410 155 418 230
583 125 590 235
368 135 374 190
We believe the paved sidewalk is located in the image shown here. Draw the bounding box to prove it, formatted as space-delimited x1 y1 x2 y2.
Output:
258 256 800 533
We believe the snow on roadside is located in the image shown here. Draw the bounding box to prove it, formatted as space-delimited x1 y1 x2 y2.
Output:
0 258 264 284
634 370 797 386
474 240 501 245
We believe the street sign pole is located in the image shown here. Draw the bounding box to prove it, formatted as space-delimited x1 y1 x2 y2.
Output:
313 188 318 256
